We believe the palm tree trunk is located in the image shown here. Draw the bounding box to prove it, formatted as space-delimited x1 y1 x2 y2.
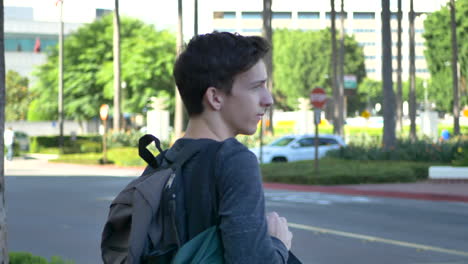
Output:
262 0 274 135
330 0 341 136
194 0 198 36
450 0 460 135
174 0 184 140
409 0 417 141
58 0 65 151
396 0 403 132
382 0 396 149
338 0 345 137
0 1 9 261
113 0 122 131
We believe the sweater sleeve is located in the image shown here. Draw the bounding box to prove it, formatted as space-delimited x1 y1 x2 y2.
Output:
217 141 289 264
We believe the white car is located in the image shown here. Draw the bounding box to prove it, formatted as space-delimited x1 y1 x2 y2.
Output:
249 134 346 164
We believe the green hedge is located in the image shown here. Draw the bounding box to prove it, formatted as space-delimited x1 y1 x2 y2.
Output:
30 135 102 154
261 158 432 185
9 251 74 264
327 137 468 163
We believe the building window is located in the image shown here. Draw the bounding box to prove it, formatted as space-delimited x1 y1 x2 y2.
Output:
353 29 375 33
5 35 58 52
365 56 376 59
242 12 262 19
298 12 320 19
353 12 375 19
96 8 112 19
273 12 292 19
366 68 376 73
416 69 429 73
391 12 401 20
213 11 236 19
326 12 348 19
359 42 376 46
214 28 236 33
242 28 262 33
415 29 425 33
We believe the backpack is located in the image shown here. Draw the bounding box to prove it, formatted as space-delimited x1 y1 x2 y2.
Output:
101 134 224 264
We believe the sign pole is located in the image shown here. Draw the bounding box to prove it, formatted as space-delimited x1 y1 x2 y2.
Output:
100 104 109 164
314 109 321 175
103 118 107 164
310 87 327 179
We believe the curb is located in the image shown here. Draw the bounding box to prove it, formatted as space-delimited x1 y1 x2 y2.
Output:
263 182 468 203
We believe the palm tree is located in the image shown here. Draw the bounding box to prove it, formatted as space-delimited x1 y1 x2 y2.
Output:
113 0 122 131
330 0 342 136
409 0 417 141
174 0 184 139
396 0 403 132
262 0 274 134
382 0 396 149
450 0 460 135
0 1 9 261
338 0 345 137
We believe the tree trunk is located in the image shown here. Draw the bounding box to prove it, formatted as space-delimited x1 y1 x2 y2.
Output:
262 0 274 135
382 0 396 149
450 0 460 135
194 0 198 36
330 0 341 136
337 0 345 137
0 0 10 261
409 0 417 141
174 0 184 140
113 0 122 131
396 0 403 132
58 1 64 151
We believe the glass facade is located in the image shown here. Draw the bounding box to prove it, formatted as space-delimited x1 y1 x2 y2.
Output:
5 34 58 52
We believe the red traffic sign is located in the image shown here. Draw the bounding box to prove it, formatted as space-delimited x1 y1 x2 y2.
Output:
310 87 327 109
100 104 109 120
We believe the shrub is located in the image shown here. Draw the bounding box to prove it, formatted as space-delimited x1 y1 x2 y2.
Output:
9 251 74 264
261 159 430 185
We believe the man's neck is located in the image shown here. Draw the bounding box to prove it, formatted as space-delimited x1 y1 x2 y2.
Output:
183 115 232 141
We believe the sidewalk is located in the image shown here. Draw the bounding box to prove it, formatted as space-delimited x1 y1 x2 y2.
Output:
5 155 468 203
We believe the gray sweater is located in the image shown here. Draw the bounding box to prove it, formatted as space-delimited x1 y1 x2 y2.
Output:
163 137 289 264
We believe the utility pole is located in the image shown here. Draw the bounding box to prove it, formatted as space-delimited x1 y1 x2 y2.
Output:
262 0 274 135
338 0 345 137
450 0 460 136
409 0 417 141
0 1 9 261
113 0 122 132
174 0 184 140
396 0 403 132
330 0 341 136
58 0 64 151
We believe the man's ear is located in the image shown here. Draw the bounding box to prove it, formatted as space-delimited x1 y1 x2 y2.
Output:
204 87 223 111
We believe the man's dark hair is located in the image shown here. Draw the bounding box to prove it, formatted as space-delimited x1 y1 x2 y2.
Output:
173 31 270 116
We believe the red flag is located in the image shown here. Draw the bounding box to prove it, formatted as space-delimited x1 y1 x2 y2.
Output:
34 37 41 53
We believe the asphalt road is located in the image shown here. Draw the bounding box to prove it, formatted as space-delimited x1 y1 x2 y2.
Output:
6 176 468 264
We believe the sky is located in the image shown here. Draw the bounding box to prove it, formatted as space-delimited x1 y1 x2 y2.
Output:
4 0 181 30
5 0 450 33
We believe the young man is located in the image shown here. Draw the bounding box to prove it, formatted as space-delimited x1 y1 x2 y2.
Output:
168 31 293 262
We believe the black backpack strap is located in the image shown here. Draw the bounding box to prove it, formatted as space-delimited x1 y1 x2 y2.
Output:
139 134 167 169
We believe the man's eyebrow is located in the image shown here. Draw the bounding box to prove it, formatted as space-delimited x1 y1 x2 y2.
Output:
250 79 267 85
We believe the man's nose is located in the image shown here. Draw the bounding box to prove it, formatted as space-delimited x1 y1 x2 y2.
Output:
261 89 274 108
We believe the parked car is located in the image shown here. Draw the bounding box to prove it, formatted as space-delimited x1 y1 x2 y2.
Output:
249 134 346 164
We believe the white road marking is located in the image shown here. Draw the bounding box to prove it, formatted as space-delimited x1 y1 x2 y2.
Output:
289 222 468 257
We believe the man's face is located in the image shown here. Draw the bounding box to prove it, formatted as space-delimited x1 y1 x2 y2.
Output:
220 60 273 136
